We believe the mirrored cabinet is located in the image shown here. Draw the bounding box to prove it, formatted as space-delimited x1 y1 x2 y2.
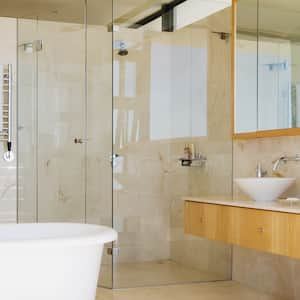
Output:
233 0 300 138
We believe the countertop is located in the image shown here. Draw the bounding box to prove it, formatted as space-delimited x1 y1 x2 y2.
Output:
183 196 300 214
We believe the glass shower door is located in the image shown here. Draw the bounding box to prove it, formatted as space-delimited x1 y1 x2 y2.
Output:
17 0 114 289
18 16 87 223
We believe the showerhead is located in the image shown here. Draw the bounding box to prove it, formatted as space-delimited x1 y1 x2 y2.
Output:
118 42 129 56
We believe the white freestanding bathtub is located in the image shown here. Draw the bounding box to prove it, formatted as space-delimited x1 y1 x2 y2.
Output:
0 223 117 300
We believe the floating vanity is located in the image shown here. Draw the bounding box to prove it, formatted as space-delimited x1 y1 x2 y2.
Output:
184 197 300 259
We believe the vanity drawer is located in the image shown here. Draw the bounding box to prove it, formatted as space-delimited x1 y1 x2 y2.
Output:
184 201 232 243
234 209 292 256
233 208 274 252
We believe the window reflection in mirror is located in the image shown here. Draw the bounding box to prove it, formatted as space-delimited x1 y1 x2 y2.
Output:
235 0 258 134
258 0 300 131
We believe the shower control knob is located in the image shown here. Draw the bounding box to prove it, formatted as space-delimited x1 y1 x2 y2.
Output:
3 150 14 162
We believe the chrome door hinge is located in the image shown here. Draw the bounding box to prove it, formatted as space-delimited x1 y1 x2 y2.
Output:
107 247 120 256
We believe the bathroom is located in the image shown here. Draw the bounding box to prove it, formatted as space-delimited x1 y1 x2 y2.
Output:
0 0 299 299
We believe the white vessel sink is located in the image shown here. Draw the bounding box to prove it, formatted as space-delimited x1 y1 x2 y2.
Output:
235 177 296 202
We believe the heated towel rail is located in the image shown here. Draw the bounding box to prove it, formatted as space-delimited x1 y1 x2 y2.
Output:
1 64 13 161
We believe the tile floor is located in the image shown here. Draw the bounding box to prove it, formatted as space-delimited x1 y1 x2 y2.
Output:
100 260 229 288
96 281 283 300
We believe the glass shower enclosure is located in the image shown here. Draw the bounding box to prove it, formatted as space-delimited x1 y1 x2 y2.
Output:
16 0 233 289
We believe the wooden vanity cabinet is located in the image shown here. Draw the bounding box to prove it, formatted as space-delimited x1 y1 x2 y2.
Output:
184 201 300 259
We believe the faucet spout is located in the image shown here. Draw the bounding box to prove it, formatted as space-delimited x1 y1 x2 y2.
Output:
256 162 267 178
272 154 300 172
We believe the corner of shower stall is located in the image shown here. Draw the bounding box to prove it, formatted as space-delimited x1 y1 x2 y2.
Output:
15 0 233 290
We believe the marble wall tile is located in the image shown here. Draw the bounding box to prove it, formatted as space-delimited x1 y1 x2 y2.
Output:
233 135 300 299
232 246 296 300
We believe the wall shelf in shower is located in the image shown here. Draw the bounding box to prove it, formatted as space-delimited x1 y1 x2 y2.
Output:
178 156 207 167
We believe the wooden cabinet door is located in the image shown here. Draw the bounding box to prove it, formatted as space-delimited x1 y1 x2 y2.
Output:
184 201 206 237
288 214 300 259
271 211 292 257
184 201 232 243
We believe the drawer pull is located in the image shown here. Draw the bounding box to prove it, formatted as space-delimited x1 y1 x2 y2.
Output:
257 227 264 233
199 217 204 223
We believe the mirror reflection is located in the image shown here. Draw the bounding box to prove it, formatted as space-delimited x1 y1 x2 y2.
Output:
235 0 258 134
235 0 300 134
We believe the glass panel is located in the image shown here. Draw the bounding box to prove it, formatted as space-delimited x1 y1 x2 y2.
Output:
18 3 87 223
235 0 258 134
37 19 86 222
113 0 232 288
18 18 39 222
17 0 113 288
86 0 113 289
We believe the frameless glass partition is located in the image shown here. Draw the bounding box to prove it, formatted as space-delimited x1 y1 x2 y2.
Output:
112 0 233 288
17 0 113 288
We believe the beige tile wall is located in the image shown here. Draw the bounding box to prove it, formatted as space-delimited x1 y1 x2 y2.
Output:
233 136 300 300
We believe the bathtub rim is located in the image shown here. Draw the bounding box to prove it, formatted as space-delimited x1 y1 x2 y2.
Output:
0 223 117 247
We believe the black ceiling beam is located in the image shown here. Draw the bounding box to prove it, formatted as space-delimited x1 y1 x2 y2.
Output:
129 0 187 31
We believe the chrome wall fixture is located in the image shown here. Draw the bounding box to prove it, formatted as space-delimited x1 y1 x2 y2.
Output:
1 64 13 162
21 40 43 54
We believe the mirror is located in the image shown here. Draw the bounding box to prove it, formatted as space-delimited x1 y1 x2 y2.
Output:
235 0 300 136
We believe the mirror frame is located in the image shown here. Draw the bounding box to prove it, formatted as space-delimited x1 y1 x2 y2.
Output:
231 0 300 139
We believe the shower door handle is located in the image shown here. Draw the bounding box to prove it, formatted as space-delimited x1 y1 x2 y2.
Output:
74 138 89 144
110 153 122 167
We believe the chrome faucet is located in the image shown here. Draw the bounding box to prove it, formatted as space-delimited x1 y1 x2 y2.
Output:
272 154 300 172
256 162 267 178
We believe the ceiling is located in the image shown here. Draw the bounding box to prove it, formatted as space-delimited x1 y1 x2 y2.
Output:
0 0 173 25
